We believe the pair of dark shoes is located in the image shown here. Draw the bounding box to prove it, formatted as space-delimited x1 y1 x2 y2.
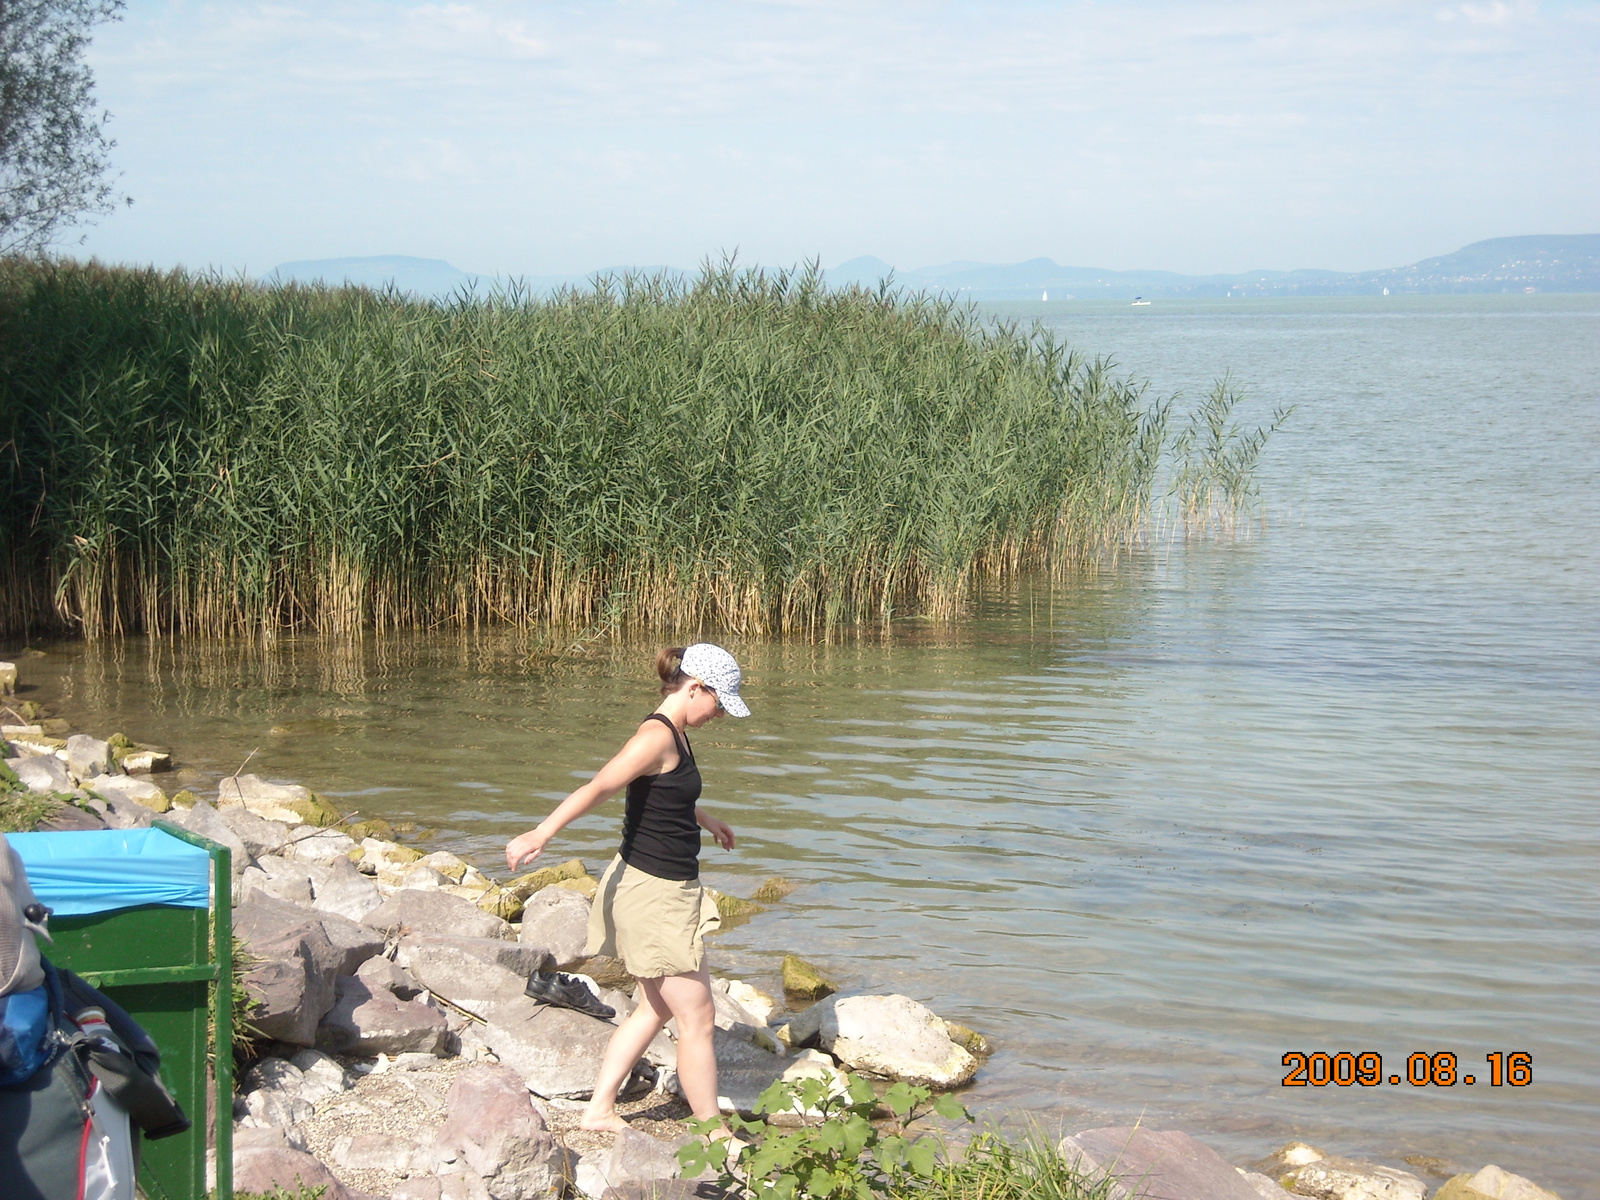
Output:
524 971 617 1020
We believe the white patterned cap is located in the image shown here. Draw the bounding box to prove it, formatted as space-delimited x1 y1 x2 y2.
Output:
680 643 750 718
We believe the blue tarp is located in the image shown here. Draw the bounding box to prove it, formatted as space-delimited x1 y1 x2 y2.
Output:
9 827 212 915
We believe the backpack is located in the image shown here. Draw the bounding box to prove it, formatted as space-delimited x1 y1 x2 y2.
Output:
0 959 190 1200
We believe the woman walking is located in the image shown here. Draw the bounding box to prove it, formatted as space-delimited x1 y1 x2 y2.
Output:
505 643 750 1133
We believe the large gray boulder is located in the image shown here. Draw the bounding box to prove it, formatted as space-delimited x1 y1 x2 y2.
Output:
217 804 291 858
307 853 383 922
519 886 591 967
785 994 975 1088
575 1128 683 1200
428 1063 562 1200
166 801 250 875
364 887 512 941
1060 1127 1275 1200
13 753 71 794
234 898 343 1045
400 940 530 1018
399 932 552 978
65 734 115 781
481 997 617 1098
316 973 450 1056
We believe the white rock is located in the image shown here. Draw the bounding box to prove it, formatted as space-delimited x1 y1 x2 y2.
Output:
785 994 976 1088
13 753 71 794
286 829 358 864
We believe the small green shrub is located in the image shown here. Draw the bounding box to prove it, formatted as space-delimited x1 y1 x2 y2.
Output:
680 1071 971 1200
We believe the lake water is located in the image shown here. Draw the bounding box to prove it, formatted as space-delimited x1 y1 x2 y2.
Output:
16 295 1599 1195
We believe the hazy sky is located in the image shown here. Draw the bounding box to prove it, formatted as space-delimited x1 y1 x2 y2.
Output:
74 0 1600 277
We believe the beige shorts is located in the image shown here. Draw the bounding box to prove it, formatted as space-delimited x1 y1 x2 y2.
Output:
585 854 722 979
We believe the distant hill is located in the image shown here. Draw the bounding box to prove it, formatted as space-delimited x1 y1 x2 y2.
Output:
829 235 1600 299
267 237 1600 304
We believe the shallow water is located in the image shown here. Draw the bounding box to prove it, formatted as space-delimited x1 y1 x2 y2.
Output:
14 295 1599 1194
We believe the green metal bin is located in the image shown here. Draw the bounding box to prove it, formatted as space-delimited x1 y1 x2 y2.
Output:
12 822 234 1200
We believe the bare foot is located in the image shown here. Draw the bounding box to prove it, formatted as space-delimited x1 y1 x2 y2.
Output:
579 1111 630 1133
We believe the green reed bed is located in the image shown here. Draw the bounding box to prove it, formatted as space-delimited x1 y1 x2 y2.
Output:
0 259 1174 639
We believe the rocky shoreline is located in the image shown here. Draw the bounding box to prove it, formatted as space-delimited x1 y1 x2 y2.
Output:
0 656 1567 1200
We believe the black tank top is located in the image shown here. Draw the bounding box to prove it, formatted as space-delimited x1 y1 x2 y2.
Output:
618 713 703 881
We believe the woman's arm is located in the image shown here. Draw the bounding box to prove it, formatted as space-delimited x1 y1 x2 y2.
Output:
505 722 676 871
695 806 735 851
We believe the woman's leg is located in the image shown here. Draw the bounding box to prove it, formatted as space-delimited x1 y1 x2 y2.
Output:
656 967 719 1122
580 985 672 1132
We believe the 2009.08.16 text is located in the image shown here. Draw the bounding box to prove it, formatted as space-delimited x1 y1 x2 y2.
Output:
1281 1052 1532 1087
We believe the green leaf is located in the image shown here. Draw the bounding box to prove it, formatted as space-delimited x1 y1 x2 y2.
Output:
883 1082 917 1117
907 1139 938 1177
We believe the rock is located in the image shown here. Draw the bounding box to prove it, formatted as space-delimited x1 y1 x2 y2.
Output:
750 876 797 903
234 1123 311 1153
713 1026 792 1114
785 994 975 1088
214 804 290 857
578 954 635 991
393 1179 444 1200
218 773 342 826
308 853 384 921
713 977 777 1025
549 874 599 900
1436 1167 1563 1200
316 973 450 1055
330 1132 405 1171
518 886 591 967
242 1086 314 1128
429 1063 562 1200
400 940 531 1017
242 856 318 906
117 747 172 773
1259 1143 1427 1200
507 857 588 899
35 802 104 831
13 753 71 794
709 889 762 920
398 864 455 890
400 932 553 978
364 887 515 941
943 1020 990 1056
575 1128 683 1200
361 836 424 878
356 955 425 1000
85 773 167 811
781 953 836 1002
1059 1128 1269 1200
168 802 250 875
417 849 472 882
1242 1171 1289 1200
6 733 66 759
234 895 346 1044
481 996 618 1099
285 828 359 864
287 1047 352 1102
65 734 116 781
233 1144 369 1200
0 661 15 694
439 1174 493 1200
